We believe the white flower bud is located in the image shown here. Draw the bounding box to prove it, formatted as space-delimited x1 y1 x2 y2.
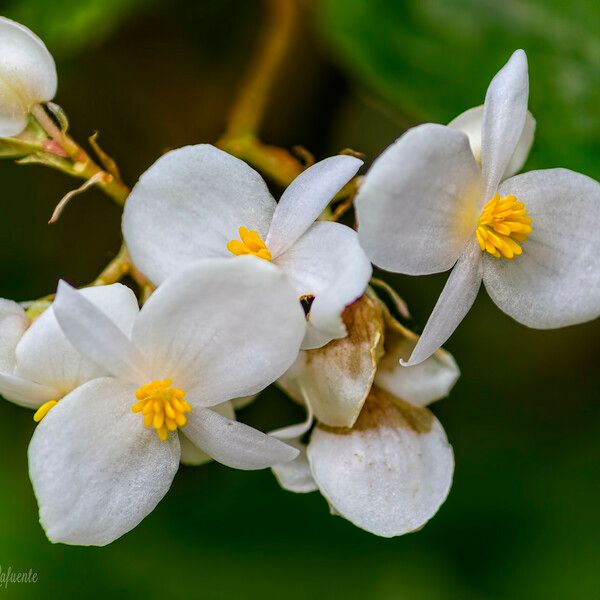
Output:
0 17 57 137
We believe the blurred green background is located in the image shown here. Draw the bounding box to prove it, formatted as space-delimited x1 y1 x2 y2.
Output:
0 0 598 598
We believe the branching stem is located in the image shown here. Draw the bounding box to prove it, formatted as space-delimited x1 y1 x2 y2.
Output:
31 104 130 206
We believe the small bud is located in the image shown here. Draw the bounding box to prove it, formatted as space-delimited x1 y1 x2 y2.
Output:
0 17 57 137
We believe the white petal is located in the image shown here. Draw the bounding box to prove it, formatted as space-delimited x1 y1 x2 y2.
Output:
0 299 28 372
179 401 235 466
178 432 212 467
449 104 536 179
403 239 482 366
28 377 180 546
307 387 454 537
0 17 57 136
278 294 384 427
272 439 318 494
270 399 318 493
506 111 535 179
270 397 314 441
355 124 483 275
0 372 57 409
184 407 299 470
448 106 485 162
16 283 142 393
133 257 305 406
375 311 460 407
277 353 309 406
266 156 362 257
481 49 529 198
275 221 372 349
301 322 337 351
123 144 276 284
230 394 257 410
51 282 147 385
483 169 600 328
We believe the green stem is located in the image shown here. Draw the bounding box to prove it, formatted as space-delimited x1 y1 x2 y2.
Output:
223 0 299 138
31 103 130 206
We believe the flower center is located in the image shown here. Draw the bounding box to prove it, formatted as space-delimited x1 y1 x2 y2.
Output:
227 226 272 261
34 400 59 423
476 194 533 259
132 379 191 441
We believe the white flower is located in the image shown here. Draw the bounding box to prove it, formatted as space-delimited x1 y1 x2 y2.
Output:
0 17 57 137
355 49 600 365
122 144 372 350
273 301 458 537
0 286 236 466
0 285 138 418
29 258 305 546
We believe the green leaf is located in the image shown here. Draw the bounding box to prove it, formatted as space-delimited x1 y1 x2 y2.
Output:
2 0 163 56
317 0 600 179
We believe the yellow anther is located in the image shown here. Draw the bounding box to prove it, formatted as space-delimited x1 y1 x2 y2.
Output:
476 194 533 259
227 226 272 261
133 379 191 442
33 400 58 423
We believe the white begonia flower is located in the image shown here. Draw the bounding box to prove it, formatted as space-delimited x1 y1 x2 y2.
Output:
0 285 139 418
0 17 57 137
273 301 458 537
356 49 600 365
0 286 236 464
30 258 306 546
122 144 372 350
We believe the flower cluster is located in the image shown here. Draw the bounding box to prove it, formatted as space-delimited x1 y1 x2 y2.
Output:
0 20 598 546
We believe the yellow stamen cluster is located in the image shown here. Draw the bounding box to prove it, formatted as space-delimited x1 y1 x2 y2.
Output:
227 226 272 261
132 379 191 442
476 194 533 259
33 400 58 423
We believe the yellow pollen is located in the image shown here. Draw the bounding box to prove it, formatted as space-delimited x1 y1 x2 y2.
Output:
227 226 272 261
476 194 533 259
33 400 58 423
132 379 191 442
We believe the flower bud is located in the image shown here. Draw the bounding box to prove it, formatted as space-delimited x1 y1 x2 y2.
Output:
0 17 57 137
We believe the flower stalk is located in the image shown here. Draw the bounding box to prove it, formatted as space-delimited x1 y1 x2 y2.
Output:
30 103 130 207
217 0 356 207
